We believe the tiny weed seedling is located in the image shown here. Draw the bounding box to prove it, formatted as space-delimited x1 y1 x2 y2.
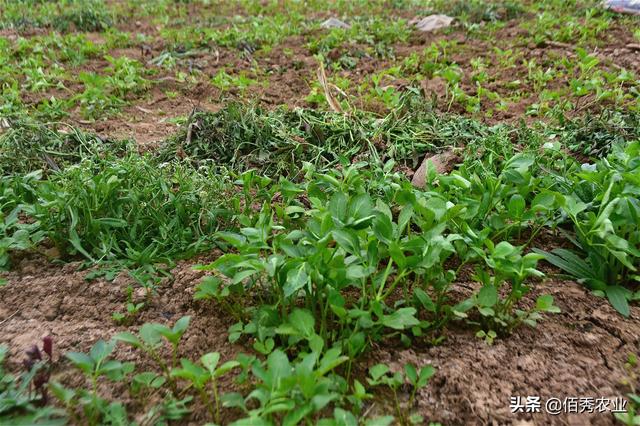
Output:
112 285 145 325
170 352 239 424
114 316 191 394
367 362 435 425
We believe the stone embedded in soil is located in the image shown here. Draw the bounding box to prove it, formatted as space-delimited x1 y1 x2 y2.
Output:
412 14 454 32
421 76 448 98
411 149 460 188
320 17 350 29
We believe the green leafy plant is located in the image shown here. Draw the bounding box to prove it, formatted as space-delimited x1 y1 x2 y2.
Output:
196 163 464 361
457 241 560 334
537 141 640 316
367 362 435 425
223 347 349 425
115 316 192 395
55 339 134 425
170 352 239 424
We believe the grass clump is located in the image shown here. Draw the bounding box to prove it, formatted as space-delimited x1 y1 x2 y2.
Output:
556 110 640 158
0 0 112 32
0 119 132 176
157 103 374 178
31 156 233 264
157 98 491 177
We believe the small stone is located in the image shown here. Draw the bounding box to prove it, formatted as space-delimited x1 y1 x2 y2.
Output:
411 149 460 188
413 15 454 32
604 0 640 15
320 18 350 29
43 299 62 321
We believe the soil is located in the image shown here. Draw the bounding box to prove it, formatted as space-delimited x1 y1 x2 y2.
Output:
1 251 638 425
379 278 640 425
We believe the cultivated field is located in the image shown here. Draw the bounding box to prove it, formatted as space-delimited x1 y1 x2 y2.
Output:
0 1 639 425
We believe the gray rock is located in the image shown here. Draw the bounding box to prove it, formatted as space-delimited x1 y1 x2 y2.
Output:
320 17 350 29
604 0 640 15
413 14 454 32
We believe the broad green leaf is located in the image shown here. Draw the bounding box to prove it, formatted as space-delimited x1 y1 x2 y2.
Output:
404 364 417 384
172 316 191 337
89 339 115 363
369 363 390 381
381 307 419 330
535 294 560 313
283 264 308 298
508 194 526 218
316 348 348 377
266 350 292 382
414 288 436 312
66 352 94 373
113 332 142 348
492 241 516 258
201 352 221 375
333 408 357 426
605 286 630 317
372 213 393 245
215 360 240 377
229 417 272 426
398 204 414 234
348 193 373 221
329 192 348 223
283 404 313 426
332 229 360 254
139 323 162 347
289 308 315 338
364 416 394 426
194 276 224 300
417 365 435 387
477 285 498 307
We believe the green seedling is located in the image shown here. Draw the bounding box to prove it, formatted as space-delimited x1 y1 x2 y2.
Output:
616 354 640 426
112 285 145 325
456 241 560 333
367 362 435 425
171 352 239 424
57 339 134 425
115 316 191 395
